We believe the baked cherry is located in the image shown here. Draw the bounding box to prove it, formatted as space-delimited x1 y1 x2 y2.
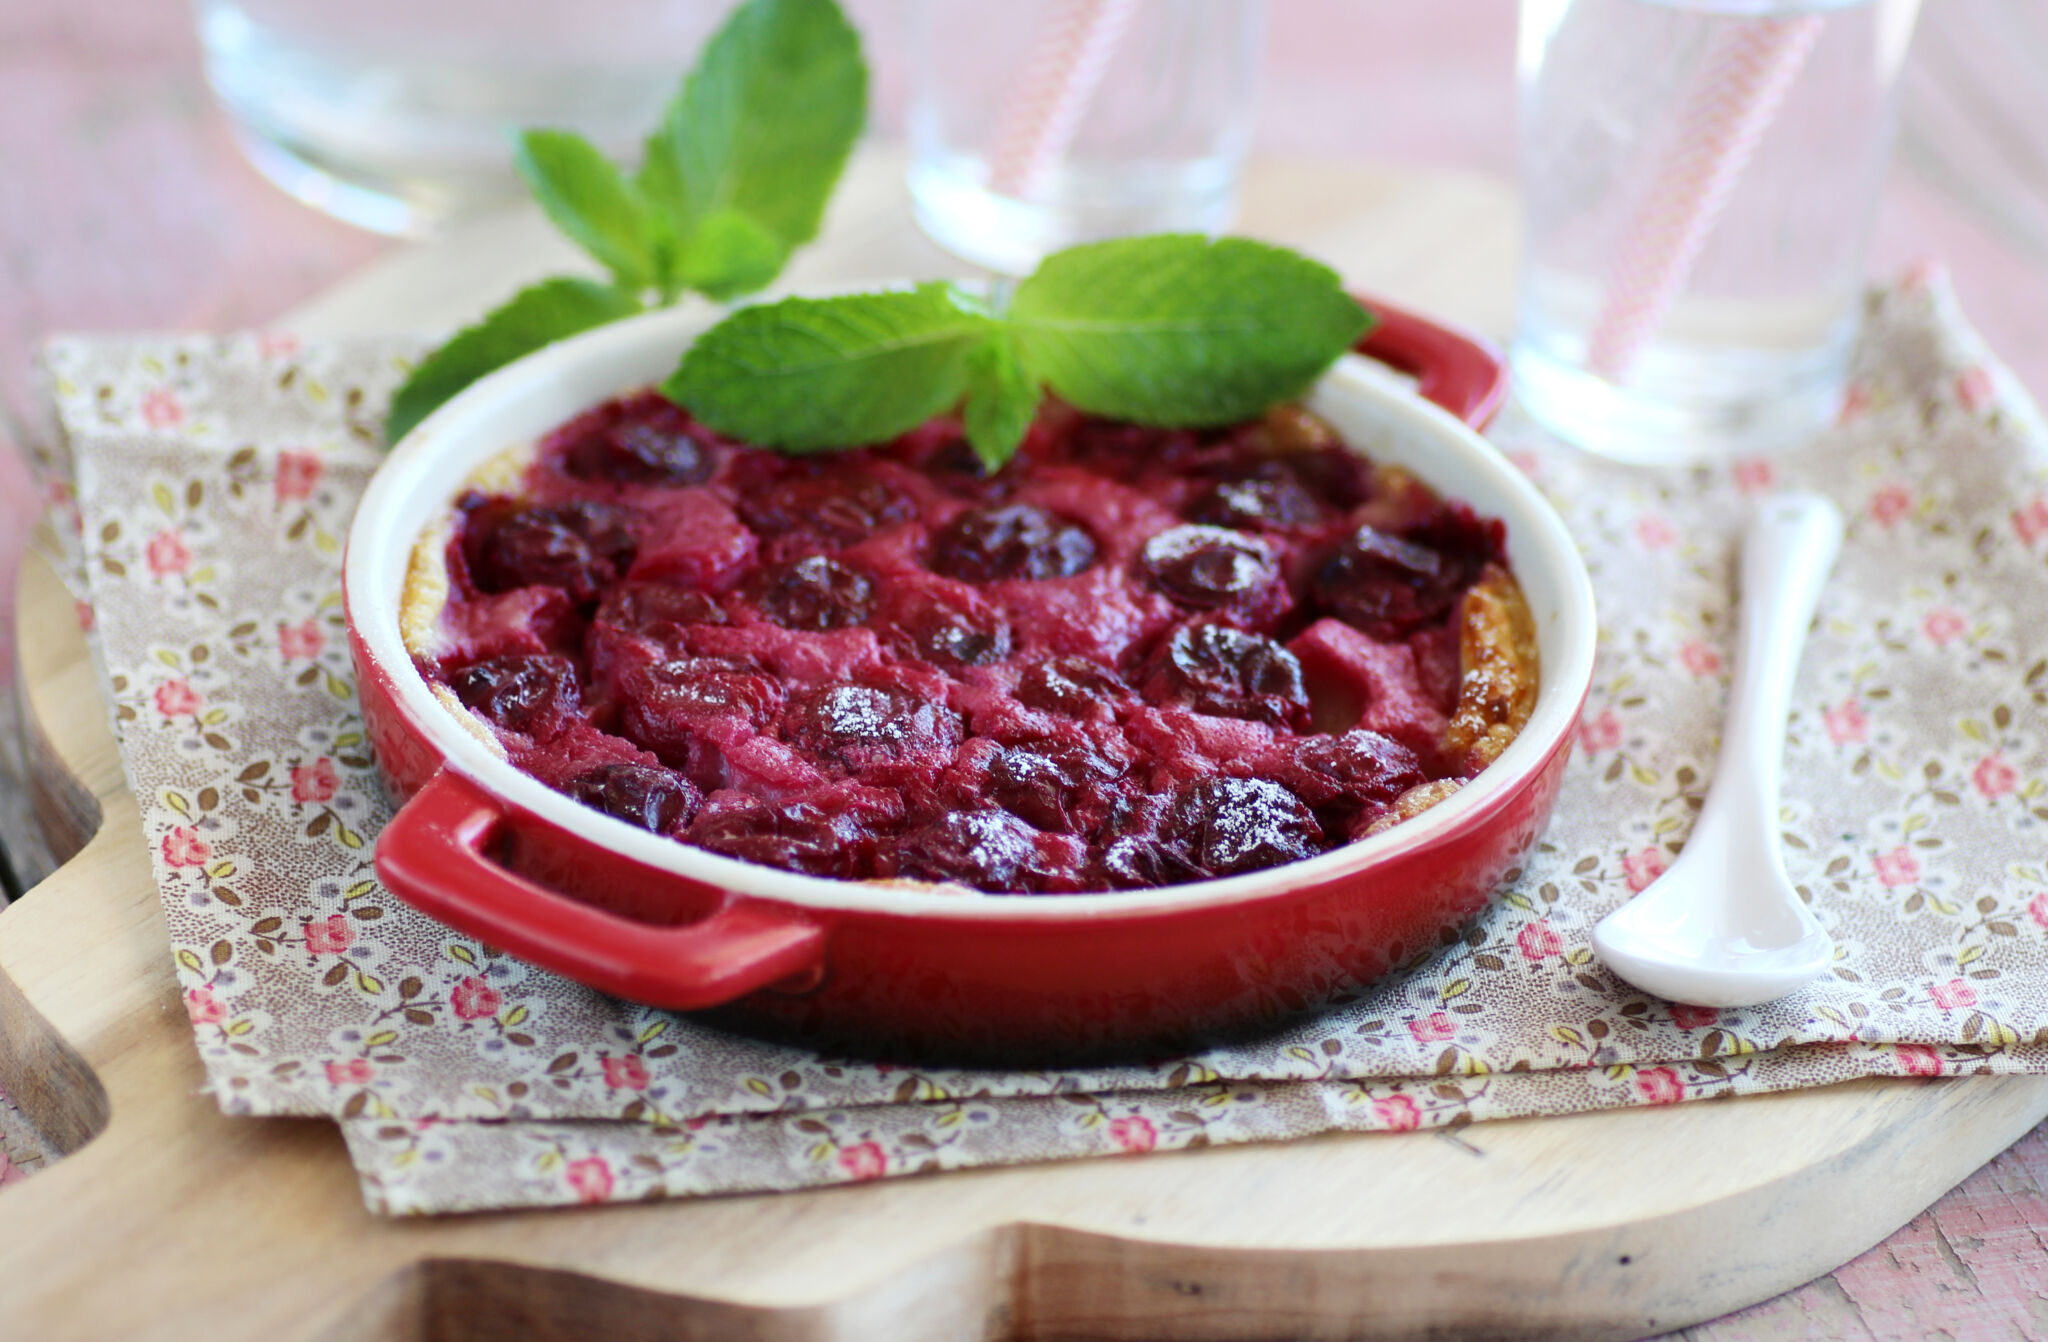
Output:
748 555 875 631
887 588 1011 669
987 740 1121 833
930 503 1096 582
471 501 637 603
1015 657 1129 720
565 762 701 833
784 682 963 768
1141 525 1278 608
1166 776 1323 876
560 396 713 485
1146 623 1309 726
889 810 1041 890
1314 525 1462 638
450 654 582 739
1186 466 1320 531
598 583 727 638
738 470 913 545
687 792 880 879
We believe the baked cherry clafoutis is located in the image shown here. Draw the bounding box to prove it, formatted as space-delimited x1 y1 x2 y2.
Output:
401 390 1538 894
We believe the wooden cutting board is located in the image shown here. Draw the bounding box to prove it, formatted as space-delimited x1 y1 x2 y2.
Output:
6 155 2048 1342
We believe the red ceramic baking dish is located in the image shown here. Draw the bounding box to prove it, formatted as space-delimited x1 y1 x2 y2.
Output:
345 294 1595 1060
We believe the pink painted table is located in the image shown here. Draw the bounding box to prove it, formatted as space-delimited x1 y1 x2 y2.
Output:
6 3 2048 1336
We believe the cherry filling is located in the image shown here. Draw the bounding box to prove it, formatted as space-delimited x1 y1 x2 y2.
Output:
425 393 1517 894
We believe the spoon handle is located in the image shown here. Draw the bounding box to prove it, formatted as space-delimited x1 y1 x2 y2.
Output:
1709 494 1844 833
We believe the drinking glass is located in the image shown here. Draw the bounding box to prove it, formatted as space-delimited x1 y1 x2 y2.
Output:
907 0 1266 276
192 0 720 236
1511 0 1921 463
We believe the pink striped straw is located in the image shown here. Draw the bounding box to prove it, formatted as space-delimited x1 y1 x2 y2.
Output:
986 0 1143 201
1585 13 1825 381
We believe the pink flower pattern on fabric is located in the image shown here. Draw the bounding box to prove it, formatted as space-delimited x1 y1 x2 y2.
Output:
304 914 353 955
1635 1068 1685 1105
279 620 325 661
154 679 202 717
276 451 324 502
1973 756 2018 799
161 826 211 867
1669 1003 1718 1030
1678 641 1723 677
1107 1116 1157 1153
1873 847 1920 888
1929 979 1977 1011
326 1059 375 1085
1823 699 1868 744
1894 1044 1943 1077
1406 1013 1457 1043
565 1156 613 1203
600 1055 650 1090
145 530 192 577
1868 484 1912 527
1516 921 1563 961
1371 1095 1421 1131
291 758 338 804
837 1142 888 1181
1579 709 1623 753
184 985 226 1025
450 976 502 1021
1623 847 1667 893
1923 608 1967 644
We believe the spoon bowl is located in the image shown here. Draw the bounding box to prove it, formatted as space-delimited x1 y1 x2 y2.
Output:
1592 493 1844 1008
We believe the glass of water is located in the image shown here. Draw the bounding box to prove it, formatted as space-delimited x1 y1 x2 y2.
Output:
192 0 720 236
907 0 1266 276
1511 0 1921 464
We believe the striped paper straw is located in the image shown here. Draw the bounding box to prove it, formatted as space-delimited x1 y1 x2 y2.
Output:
986 0 1143 201
1585 13 1825 381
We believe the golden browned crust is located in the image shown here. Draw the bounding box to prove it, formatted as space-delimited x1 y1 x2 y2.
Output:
1363 779 1465 836
1444 562 1540 772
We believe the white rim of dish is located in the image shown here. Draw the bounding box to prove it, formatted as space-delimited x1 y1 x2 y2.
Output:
346 303 1597 921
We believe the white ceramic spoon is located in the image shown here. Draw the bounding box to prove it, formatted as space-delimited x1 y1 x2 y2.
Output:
1592 493 1845 1008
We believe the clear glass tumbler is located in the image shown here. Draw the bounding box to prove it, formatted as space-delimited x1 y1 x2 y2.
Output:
192 0 720 236
907 0 1265 276
1511 0 1921 463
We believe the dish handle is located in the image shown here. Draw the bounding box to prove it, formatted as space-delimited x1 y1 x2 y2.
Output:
1352 295 1507 430
376 769 826 1010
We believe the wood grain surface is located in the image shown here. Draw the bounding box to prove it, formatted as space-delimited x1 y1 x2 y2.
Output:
6 532 2048 1341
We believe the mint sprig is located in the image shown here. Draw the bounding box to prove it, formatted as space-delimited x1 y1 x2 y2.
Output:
384 0 865 445
665 235 1374 469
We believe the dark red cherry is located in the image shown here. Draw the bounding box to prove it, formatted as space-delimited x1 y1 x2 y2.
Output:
987 740 1119 833
1313 525 1463 638
565 762 700 833
1186 466 1320 531
784 682 963 768
738 470 913 546
1141 525 1277 608
889 810 1040 890
1146 623 1309 727
892 590 1011 669
929 503 1096 582
471 501 637 603
449 654 581 739
1288 729 1426 809
1015 657 1128 720
748 555 874 631
686 793 879 879
560 396 713 485
1165 776 1323 876
597 583 727 639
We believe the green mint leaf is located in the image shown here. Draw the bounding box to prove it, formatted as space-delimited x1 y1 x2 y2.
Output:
1007 235 1372 427
665 283 992 451
514 130 659 291
385 279 642 445
677 209 789 303
640 0 864 292
961 335 1039 471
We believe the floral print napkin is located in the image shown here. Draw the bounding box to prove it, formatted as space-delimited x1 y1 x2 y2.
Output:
32 272 2048 1214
